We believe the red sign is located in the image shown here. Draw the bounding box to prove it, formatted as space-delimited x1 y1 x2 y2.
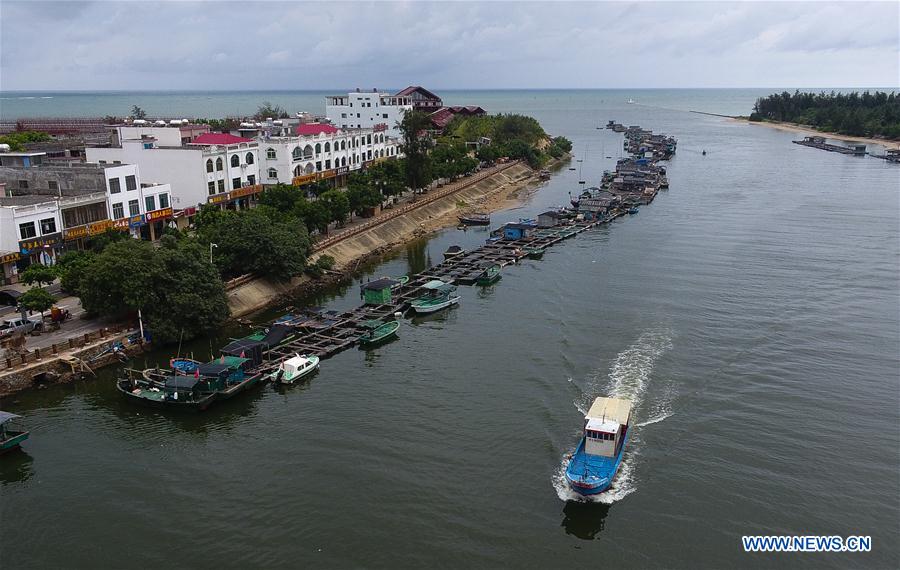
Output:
146 207 174 222
373 124 388 132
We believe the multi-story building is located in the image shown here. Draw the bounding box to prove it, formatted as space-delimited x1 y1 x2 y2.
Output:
258 123 402 188
326 89 413 137
0 155 172 277
393 86 443 111
86 130 261 212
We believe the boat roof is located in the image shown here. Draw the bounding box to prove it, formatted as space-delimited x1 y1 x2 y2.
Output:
0 411 21 424
221 338 263 354
361 278 399 291
422 279 449 289
285 354 314 365
586 417 620 433
586 397 631 426
165 376 200 390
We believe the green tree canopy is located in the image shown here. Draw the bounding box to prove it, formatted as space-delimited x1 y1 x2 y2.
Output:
398 110 434 192
318 190 351 225
20 264 56 287
55 251 97 296
0 131 51 152
19 287 54 318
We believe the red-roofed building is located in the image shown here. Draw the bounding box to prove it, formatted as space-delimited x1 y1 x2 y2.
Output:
189 133 253 146
428 106 487 131
295 123 339 136
393 86 443 111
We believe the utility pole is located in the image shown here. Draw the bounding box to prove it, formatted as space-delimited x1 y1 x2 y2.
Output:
209 243 218 264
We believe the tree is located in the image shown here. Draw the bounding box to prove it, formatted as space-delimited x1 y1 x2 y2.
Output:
88 228 129 253
78 239 229 345
318 190 350 225
254 101 289 120
0 131 52 152
294 199 331 235
19 288 54 321
55 251 96 295
258 184 303 212
398 110 434 193
368 160 406 197
197 208 310 280
20 264 56 287
131 105 147 120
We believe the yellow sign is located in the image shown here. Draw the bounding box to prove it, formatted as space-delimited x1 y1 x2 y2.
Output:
146 207 173 222
1 252 21 264
292 174 317 186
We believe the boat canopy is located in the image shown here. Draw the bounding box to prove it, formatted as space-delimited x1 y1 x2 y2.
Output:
165 376 200 390
422 280 449 290
261 323 293 347
0 411 21 424
586 397 632 427
586 417 620 433
361 278 399 291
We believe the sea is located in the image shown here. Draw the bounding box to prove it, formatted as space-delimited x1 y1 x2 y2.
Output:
0 89 898 569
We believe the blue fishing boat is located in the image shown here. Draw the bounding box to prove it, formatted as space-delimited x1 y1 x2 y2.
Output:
628 207 639 215
565 397 632 496
169 357 201 375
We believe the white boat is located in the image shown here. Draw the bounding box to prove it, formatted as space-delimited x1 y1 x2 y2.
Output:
626 98 636 104
271 354 320 384
410 280 461 314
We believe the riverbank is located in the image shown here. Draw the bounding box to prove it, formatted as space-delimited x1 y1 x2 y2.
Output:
733 118 900 149
226 160 546 317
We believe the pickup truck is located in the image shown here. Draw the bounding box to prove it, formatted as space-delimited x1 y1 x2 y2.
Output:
0 316 43 338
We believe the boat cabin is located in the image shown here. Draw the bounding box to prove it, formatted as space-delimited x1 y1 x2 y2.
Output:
282 354 316 377
501 222 536 240
198 357 250 387
420 279 455 298
537 210 564 228
444 245 464 259
221 338 264 367
0 411 28 453
163 376 207 400
360 278 399 305
584 397 631 458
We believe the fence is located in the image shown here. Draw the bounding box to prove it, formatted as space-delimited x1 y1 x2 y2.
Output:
0 323 136 372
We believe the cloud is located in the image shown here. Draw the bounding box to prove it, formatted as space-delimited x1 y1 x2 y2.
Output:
0 1 897 91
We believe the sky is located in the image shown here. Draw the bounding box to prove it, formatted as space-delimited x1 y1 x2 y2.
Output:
1 1 898 91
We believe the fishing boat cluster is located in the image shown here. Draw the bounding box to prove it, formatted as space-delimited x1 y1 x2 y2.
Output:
4 123 676 498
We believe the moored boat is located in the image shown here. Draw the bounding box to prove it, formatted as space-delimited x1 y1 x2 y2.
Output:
358 320 400 348
270 354 320 384
169 357 201 375
539 169 551 179
118 370 218 411
443 245 465 260
0 411 28 454
410 280 460 314
565 397 632 496
628 207 639 215
475 263 502 286
457 212 490 226
524 247 545 259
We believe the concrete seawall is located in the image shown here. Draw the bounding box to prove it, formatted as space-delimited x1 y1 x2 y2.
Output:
225 162 537 318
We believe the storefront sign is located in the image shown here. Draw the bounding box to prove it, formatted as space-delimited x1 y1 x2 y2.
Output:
336 166 349 176
113 218 130 230
89 219 113 235
19 233 62 254
292 173 317 186
1 252 21 264
146 207 173 222
208 193 228 205
180 207 197 217
373 124 388 132
128 214 146 229
228 185 261 200
63 225 89 241
319 169 337 180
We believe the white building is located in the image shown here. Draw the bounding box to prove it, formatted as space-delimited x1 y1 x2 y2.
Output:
0 160 173 279
259 123 402 187
325 90 413 137
86 132 261 212
111 122 210 147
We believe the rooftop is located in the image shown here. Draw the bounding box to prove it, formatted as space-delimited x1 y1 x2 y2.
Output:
296 123 339 136
189 133 254 146
586 397 631 426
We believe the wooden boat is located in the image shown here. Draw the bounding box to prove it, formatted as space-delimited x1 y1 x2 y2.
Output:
270 354 319 385
410 280 460 314
0 411 28 454
475 263 502 286
118 370 217 411
524 247 545 259
443 245 465 260
169 357 201 375
358 320 400 348
458 213 490 226
565 397 632 495
392 275 410 289
202 357 265 400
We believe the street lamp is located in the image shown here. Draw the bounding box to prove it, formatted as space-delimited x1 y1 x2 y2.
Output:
209 243 218 264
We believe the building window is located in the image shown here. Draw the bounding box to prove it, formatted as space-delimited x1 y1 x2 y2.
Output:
268 168 278 179
315 143 321 154
341 113 347 118
108 178 121 193
230 155 239 168
112 202 124 219
206 159 214 172
324 142 330 152
246 152 254 165
217 180 225 192
39 217 56 235
145 195 156 212
266 148 276 159
341 141 346 150
128 199 140 216
292 147 302 160
232 177 241 189
325 160 331 169
159 193 169 209
383 113 388 119
216 157 223 171
341 157 346 167
247 175 255 185
208 181 216 195
19 222 37 240
126 175 137 191
367 134 372 145
48 181 59 191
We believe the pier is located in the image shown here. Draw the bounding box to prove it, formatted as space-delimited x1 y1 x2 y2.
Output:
793 136 867 156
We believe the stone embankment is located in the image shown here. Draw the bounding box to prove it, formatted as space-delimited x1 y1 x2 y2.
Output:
225 161 538 317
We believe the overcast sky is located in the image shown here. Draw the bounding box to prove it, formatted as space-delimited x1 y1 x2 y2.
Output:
1 1 897 91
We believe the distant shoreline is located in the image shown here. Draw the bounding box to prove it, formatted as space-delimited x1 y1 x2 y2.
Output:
735 118 900 150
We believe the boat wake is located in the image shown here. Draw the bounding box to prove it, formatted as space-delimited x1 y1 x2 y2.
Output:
555 328 674 504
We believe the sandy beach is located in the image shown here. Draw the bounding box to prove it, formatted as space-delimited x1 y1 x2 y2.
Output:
733 118 900 150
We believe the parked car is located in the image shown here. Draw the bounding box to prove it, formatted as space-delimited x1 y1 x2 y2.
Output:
0 290 22 307
0 317 43 338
